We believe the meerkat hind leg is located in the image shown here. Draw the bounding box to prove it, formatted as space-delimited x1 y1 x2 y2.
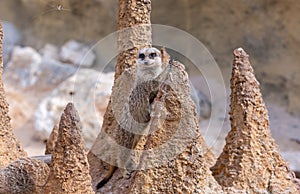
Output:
121 123 151 179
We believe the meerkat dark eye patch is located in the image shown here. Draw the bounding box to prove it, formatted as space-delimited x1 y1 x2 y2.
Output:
139 53 145 60
149 53 157 59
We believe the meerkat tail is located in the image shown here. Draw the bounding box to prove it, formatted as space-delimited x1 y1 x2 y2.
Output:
96 165 117 189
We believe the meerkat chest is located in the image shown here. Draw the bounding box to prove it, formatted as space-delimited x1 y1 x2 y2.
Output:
136 66 163 83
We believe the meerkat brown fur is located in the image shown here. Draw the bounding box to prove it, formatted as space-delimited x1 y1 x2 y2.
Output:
96 47 163 190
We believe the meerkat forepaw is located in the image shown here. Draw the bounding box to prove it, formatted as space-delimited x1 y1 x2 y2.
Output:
124 171 132 179
121 169 133 179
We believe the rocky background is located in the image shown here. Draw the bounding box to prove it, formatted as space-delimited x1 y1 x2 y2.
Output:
0 0 299 178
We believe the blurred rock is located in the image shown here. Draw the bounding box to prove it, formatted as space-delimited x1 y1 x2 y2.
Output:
40 52 75 89
3 45 78 155
34 69 114 148
2 0 300 117
2 0 300 116
4 46 41 88
5 87 34 130
60 40 96 67
4 46 77 90
39 43 59 61
2 21 22 66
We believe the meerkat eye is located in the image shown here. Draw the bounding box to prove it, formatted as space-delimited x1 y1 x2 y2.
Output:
149 53 157 59
138 53 145 60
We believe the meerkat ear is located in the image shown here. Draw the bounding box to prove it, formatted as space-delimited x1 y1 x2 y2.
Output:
161 47 170 69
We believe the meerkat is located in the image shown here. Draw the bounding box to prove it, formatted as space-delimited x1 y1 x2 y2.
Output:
131 47 163 146
96 47 207 189
96 47 163 190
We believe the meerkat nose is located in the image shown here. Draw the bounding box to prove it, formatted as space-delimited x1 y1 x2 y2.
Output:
144 61 149 65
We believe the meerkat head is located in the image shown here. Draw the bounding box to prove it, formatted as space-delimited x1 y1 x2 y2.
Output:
136 47 162 68
135 47 163 84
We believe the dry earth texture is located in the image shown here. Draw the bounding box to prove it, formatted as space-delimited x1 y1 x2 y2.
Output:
1 0 300 116
0 0 300 193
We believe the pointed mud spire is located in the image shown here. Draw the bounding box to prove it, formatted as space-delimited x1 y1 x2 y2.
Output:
45 125 59 155
211 48 299 193
44 103 94 194
127 61 223 193
0 21 27 168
